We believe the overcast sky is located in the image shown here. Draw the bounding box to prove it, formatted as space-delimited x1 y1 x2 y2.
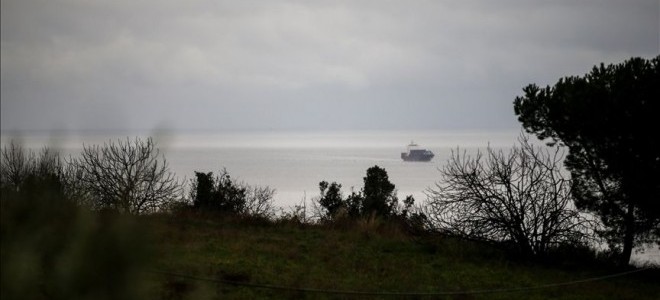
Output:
1 0 658 132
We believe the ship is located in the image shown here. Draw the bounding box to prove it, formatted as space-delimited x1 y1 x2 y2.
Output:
401 141 434 162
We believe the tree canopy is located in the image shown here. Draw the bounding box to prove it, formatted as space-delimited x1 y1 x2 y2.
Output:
513 56 660 264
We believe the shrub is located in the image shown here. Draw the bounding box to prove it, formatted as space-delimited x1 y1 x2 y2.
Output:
317 165 414 220
191 170 246 213
190 169 275 217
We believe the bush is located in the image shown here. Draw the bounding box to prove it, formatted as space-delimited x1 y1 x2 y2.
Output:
317 165 414 221
190 169 275 218
191 171 246 213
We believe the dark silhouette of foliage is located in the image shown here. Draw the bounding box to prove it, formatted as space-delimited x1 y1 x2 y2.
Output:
318 181 344 216
361 165 398 217
192 171 216 208
401 195 415 218
317 165 412 220
190 169 275 217
513 56 660 264
344 190 364 217
191 170 246 213
426 135 591 257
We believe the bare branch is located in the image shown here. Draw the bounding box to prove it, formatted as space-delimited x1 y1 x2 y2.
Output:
69 137 181 214
426 133 593 256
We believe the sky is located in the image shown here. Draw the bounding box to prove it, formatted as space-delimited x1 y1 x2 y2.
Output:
1 0 658 132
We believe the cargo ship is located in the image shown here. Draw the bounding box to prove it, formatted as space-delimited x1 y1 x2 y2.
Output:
401 141 434 162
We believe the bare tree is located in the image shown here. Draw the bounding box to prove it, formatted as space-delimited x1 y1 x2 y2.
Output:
1 141 36 188
61 159 92 207
1 141 64 190
242 184 276 218
426 134 592 256
70 137 180 214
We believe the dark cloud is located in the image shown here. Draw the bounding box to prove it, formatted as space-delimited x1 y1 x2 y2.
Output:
2 0 658 131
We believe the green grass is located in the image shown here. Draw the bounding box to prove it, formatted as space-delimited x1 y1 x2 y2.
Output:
141 213 659 300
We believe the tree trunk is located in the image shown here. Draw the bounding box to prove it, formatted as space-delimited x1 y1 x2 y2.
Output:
620 202 635 266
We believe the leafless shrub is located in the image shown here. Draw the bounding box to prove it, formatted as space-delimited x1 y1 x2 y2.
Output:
278 198 310 225
1 141 64 190
61 159 92 207
242 184 276 218
426 134 593 256
69 137 181 214
35 147 62 178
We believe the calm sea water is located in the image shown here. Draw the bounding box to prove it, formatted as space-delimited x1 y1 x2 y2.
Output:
2 129 657 264
1 130 523 206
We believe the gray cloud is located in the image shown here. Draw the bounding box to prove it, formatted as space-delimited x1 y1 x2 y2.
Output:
2 0 658 131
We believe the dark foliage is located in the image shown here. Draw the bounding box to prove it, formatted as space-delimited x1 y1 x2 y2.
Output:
191 171 247 213
318 181 344 216
189 169 276 217
317 165 413 220
361 165 398 217
513 56 660 264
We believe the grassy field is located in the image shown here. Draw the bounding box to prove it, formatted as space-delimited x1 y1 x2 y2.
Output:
141 213 659 300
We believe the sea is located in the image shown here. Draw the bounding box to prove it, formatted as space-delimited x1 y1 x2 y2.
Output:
1 129 524 206
1 129 658 265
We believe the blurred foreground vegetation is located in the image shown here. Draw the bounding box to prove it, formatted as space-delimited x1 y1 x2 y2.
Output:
0 163 150 299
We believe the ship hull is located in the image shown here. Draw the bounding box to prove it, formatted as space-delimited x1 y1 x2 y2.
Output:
401 153 434 162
